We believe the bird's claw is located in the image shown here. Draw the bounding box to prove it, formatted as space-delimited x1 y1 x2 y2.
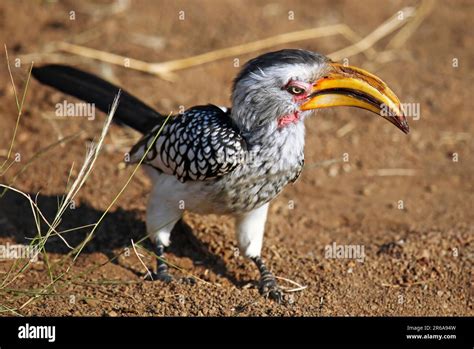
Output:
259 277 283 303
149 271 173 283
179 276 196 285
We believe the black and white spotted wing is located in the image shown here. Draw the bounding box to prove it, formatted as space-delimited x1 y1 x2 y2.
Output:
129 105 247 182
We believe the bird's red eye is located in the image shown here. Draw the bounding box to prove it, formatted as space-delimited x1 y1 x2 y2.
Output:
286 85 306 95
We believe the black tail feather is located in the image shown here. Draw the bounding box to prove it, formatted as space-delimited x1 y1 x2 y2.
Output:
32 64 163 134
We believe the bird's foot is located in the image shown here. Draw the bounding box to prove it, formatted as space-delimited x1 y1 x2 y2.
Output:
149 270 173 283
259 273 283 303
149 242 196 285
180 276 196 285
252 256 283 303
148 243 174 282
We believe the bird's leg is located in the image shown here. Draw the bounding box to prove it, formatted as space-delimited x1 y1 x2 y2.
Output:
146 179 183 282
150 223 196 284
251 256 282 302
152 242 173 282
235 203 282 302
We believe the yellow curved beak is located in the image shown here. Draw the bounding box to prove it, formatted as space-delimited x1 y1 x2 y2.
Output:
300 62 409 134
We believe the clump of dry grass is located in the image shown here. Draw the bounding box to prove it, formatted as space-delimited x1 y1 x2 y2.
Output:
0 64 122 312
0 43 205 314
0 54 184 314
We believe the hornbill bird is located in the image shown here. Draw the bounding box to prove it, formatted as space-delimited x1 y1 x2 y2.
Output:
32 49 409 302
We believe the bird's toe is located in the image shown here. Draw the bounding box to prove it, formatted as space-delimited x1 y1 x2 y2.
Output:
179 276 197 285
259 277 283 303
149 271 173 283
267 287 283 303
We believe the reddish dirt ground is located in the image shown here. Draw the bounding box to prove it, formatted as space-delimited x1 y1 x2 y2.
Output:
0 0 472 316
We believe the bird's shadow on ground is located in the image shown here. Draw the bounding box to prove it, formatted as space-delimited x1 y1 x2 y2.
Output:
0 190 242 286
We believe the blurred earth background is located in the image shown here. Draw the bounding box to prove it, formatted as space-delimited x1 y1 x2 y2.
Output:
0 0 472 316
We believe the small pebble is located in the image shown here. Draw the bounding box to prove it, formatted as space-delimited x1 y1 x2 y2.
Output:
85 298 100 307
328 165 339 177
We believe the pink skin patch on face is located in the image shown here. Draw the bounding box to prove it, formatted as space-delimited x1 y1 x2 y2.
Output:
277 80 311 128
277 112 300 128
